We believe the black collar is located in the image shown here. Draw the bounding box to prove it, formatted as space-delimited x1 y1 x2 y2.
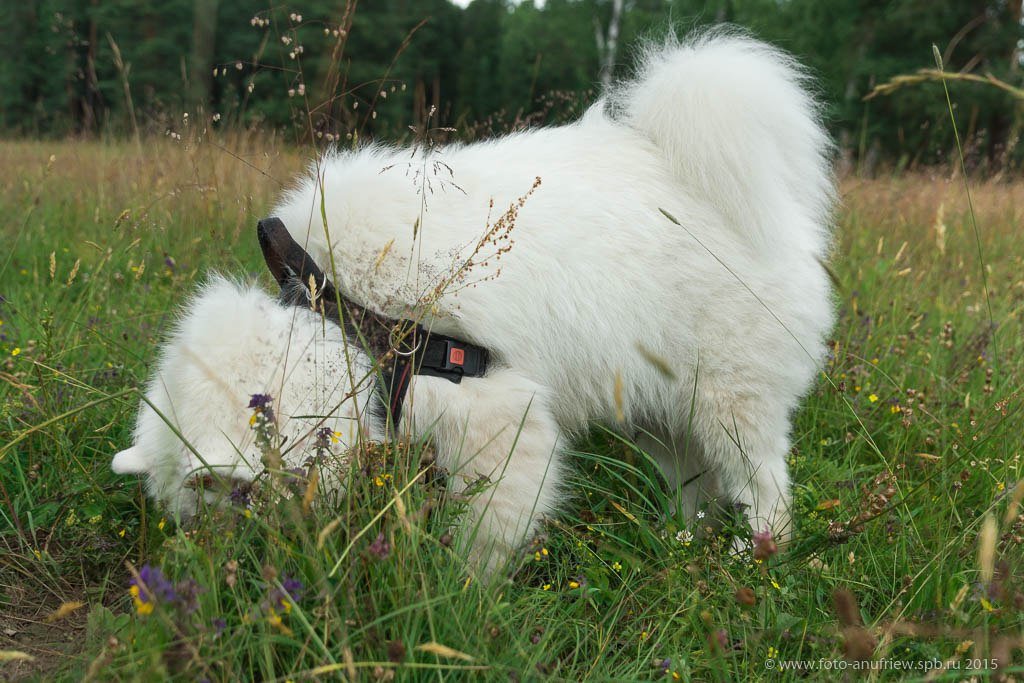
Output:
256 217 489 425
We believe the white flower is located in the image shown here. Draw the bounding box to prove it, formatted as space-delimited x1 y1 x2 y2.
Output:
675 529 693 545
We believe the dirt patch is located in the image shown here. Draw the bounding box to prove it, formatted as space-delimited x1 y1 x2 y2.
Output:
0 580 91 682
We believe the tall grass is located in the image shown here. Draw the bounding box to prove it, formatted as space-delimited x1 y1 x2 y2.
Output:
1 135 1023 680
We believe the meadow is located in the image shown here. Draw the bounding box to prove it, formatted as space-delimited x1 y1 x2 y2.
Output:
0 135 1022 681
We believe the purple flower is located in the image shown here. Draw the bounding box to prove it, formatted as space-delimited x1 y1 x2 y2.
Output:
131 564 176 603
265 575 304 613
248 393 273 409
229 483 251 508
280 576 303 601
212 617 227 635
129 564 177 614
368 532 391 560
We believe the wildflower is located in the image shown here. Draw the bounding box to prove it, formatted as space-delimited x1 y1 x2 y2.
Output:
674 529 693 546
752 528 778 561
263 574 303 616
10 347 20 356
248 393 272 410
568 580 580 589
129 565 176 615
229 482 251 508
612 561 622 571
368 532 391 559
735 587 756 607
266 609 292 635
157 518 166 531
868 394 878 403
542 584 551 591
767 646 778 658
386 640 406 663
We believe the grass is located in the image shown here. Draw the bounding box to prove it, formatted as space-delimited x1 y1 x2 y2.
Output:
1 136 1023 681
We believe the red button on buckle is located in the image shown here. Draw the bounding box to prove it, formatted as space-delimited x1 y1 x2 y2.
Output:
449 347 465 366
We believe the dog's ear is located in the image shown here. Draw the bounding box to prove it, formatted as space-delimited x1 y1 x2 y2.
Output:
111 446 148 475
256 217 342 324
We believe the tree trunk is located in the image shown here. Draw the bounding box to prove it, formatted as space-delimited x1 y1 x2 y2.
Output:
189 0 219 114
596 0 624 91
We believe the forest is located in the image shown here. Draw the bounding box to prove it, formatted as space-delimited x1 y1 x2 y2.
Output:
1 0 1021 171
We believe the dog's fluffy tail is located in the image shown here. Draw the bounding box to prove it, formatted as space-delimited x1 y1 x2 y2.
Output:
609 29 834 255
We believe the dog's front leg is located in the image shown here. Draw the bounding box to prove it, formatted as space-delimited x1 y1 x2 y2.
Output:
404 368 565 576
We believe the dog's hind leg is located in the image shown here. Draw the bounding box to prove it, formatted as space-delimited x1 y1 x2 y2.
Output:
405 368 566 576
690 391 794 549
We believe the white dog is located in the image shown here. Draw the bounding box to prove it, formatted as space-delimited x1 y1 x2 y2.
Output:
114 31 834 568
111 277 380 513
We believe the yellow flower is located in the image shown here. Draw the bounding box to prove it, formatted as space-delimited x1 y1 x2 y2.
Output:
767 646 778 658
542 584 551 591
541 547 548 556
890 404 900 414
157 518 166 531
568 580 580 589
129 585 154 615
249 413 258 426
868 394 878 403
11 348 21 357
118 529 126 538
996 482 1005 493
534 551 542 561
612 561 622 571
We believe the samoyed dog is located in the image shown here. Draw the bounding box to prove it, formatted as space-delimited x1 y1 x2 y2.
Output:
113 31 834 568
110 277 381 514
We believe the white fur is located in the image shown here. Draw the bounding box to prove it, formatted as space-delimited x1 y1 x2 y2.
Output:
115 32 835 567
271 31 836 560
112 277 379 517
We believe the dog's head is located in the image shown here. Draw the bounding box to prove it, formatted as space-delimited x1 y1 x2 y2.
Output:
111 276 378 519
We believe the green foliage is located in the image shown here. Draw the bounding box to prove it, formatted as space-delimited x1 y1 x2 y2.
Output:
1 1 1021 165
